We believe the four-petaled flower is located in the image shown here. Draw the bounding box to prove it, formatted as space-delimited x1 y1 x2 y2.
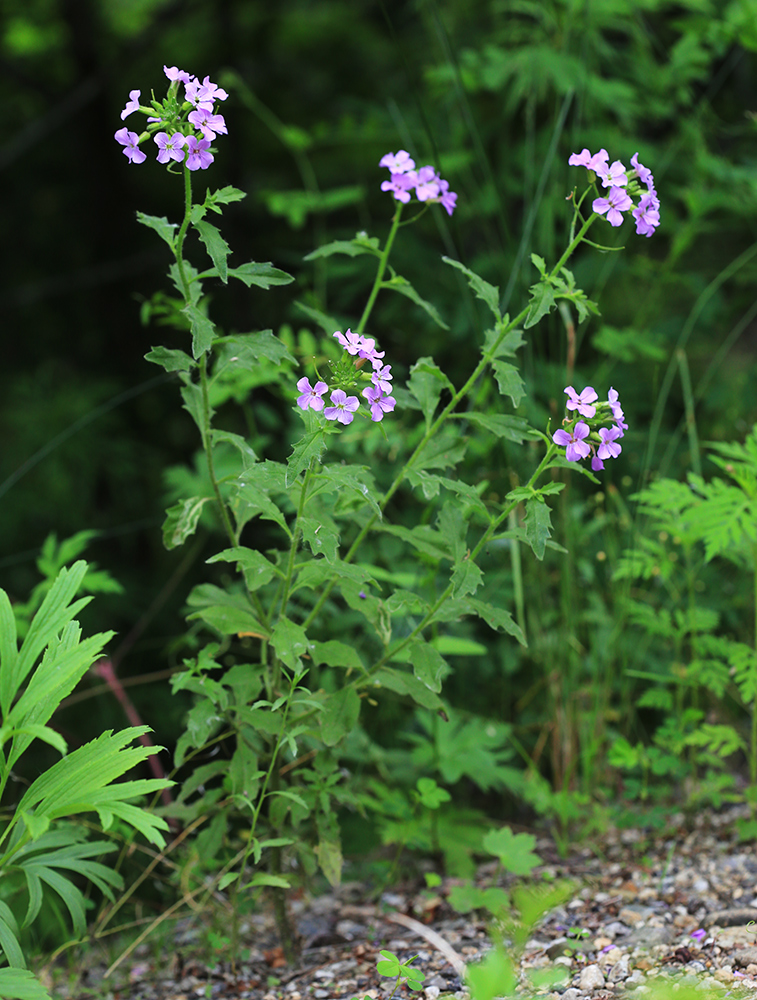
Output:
592 186 633 227
185 135 214 171
565 385 598 418
371 364 393 394
362 385 397 422
553 421 591 462
381 172 416 203
435 179 458 216
415 166 440 201
379 150 415 173
154 131 186 164
324 389 360 425
595 159 628 189
114 127 146 164
333 329 365 355
597 425 623 461
296 377 328 411
188 107 227 140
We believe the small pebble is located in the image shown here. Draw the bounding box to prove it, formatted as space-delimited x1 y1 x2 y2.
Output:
578 964 605 991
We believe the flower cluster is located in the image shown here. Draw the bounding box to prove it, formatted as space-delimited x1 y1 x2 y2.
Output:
552 386 627 472
114 65 228 170
568 148 660 237
296 330 396 426
379 150 457 216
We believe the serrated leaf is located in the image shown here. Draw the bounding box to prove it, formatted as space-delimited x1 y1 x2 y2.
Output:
463 412 535 443
286 429 326 487
194 219 231 283
524 280 556 329
135 212 177 247
383 274 449 329
216 330 295 367
320 687 361 746
204 185 247 209
310 641 365 672
463 598 525 646
182 304 216 358
451 558 483 598
162 497 212 550
304 234 381 260
371 667 446 712
524 496 552 560
226 261 294 288
144 346 196 372
408 358 453 429
406 640 447 692
492 361 525 407
270 617 310 670
442 257 501 320
206 547 279 590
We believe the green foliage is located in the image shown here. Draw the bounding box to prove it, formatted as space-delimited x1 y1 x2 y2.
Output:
0 564 171 993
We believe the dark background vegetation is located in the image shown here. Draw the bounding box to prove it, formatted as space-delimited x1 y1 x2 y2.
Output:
3 0 757 819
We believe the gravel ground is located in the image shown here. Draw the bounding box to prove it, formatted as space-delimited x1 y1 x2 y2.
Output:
52 805 757 1000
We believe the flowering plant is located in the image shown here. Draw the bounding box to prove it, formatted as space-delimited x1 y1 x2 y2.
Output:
113 68 657 957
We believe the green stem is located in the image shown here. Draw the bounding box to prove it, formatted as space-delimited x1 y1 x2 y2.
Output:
174 165 194 300
355 205 403 335
277 461 317 619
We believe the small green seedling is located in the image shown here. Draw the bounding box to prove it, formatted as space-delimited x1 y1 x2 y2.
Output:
352 949 425 1000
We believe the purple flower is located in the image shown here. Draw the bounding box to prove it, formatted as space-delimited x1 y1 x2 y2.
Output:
597 425 623 461
553 421 591 462
380 150 415 173
371 364 393 394
120 89 141 121
691 929 706 944
435 178 458 216
333 329 364 355
633 192 660 237
381 172 416 203
415 165 441 201
184 135 214 171
568 148 593 168
593 186 633 226
296 377 329 411
195 75 228 104
565 385 598 418
154 131 187 164
595 158 628 189
188 107 228 140
114 127 146 164
362 385 396 422
164 65 191 84
630 152 654 191
568 148 609 173
324 389 360 425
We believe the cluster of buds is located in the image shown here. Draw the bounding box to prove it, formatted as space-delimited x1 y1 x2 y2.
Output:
114 65 228 170
296 330 395 426
568 148 660 237
379 150 457 216
552 386 627 472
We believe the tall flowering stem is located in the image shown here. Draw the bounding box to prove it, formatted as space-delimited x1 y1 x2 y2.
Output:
355 204 403 335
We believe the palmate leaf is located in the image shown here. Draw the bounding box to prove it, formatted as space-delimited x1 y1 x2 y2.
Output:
11 727 171 849
12 829 121 931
